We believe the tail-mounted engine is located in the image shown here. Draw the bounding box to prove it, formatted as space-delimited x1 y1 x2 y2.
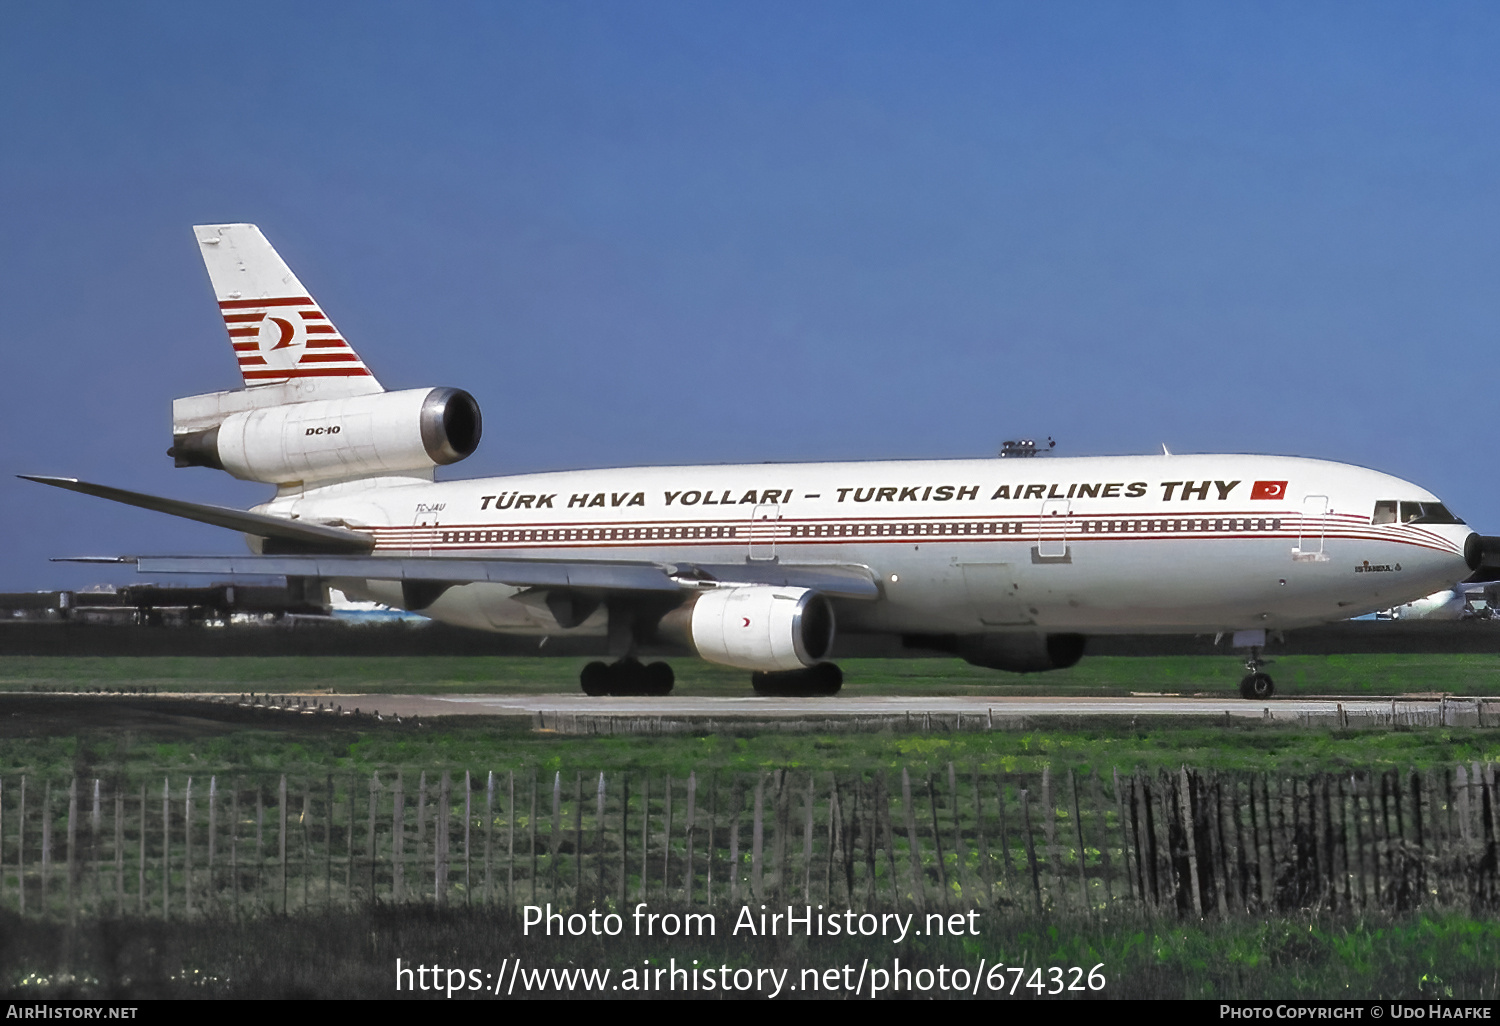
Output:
658 585 836 672
169 386 481 486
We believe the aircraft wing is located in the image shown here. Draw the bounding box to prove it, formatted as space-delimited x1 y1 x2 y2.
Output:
20 476 374 554
26 475 880 599
63 554 882 599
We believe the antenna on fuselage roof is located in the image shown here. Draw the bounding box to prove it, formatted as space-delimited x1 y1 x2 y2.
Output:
999 437 1055 458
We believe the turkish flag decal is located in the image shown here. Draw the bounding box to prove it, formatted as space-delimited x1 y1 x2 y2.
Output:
1251 481 1288 500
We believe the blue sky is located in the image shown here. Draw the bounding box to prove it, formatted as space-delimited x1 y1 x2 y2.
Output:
2 1 1498 589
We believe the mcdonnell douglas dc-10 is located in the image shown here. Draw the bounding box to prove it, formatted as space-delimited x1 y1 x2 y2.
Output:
24 225 1500 698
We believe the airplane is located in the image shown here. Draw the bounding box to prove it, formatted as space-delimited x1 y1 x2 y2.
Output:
1378 587 1470 621
22 224 1500 700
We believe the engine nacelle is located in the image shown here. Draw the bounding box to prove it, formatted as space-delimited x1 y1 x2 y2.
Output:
171 387 481 486
659 585 835 672
952 632 1086 673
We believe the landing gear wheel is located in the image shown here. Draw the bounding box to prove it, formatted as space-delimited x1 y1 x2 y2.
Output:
643 661 675 696
1239 672 1275 700
751 663 843 697
577 658 675 696
580 661 611 696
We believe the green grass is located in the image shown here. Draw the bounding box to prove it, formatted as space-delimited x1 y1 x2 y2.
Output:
3 907 1497 999
2 652 1500 696
3 709 1497 784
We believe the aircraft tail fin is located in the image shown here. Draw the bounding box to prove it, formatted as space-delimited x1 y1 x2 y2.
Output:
193 224 383 394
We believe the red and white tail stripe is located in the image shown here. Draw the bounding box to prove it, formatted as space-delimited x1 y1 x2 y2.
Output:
195 224 383 392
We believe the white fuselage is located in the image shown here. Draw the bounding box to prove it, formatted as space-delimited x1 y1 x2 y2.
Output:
259 453 1472 639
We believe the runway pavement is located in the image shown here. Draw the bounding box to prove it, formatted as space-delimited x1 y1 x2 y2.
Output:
287 693 1491 721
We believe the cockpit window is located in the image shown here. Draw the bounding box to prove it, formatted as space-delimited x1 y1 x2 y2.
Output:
1371 501 1397 525
1398 501 1465 525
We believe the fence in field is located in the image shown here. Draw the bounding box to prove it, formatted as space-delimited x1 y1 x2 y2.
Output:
0 763 1494 920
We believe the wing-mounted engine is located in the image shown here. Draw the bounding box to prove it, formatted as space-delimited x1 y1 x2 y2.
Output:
658 585 835 672
170 386 481 486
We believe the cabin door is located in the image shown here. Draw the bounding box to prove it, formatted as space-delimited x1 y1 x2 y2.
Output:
1037 498 1071 559
1296 494 1328 560
748 503 780 561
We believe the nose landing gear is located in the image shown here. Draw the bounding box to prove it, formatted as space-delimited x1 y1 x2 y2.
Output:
1238 647 1274 700
579 658 674 696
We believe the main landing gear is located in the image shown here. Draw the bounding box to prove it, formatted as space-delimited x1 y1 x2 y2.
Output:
751 662 843 697
1239 647 1275 700
579 658 675 696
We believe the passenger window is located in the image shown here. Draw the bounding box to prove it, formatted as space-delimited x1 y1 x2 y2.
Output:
1372 501 1397 525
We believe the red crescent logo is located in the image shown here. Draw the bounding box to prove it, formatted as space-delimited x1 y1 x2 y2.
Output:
268 317 296 350
741 617 751 628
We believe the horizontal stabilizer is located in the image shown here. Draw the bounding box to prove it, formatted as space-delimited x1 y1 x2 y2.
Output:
80 554 881 598
19 476 374 554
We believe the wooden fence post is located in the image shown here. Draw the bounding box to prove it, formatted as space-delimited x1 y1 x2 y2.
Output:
973 770 991 906
637 775 648 902
483 771 494 906
327 774 336 908
463 771 472 906
17 777 25 917
1041 767 1063 911
367 773 379 902
751 775 765 902
660 775 673 901
824 775 839 905
994 777 1015 900
1068 769 1089 912
1209 772 1229 917
1156 771 1180 912
1019 788 1042 914
728 776 742 905
596 772 606 904
67 778 78 922
685 772 699 903
1178 768 1203 916
948 764 967 902
436 772 450 907
252 785 265 911
1090 772 1114 907
707 773 718 906
901 768 924 909
801 773 814 902
773 771 790 901
207 777 217 913
392 772 406 903
91 779 101 911
611 773 625 907
39 781 51 918
507 771 516 906
521 772 533 903
571 772 582 901
114 787 124 917
878 773 900 905
926 774 948 906
182 777 192 918
417 772 429 903
161 778 170 920
277 775 287 915
230 783 240 918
